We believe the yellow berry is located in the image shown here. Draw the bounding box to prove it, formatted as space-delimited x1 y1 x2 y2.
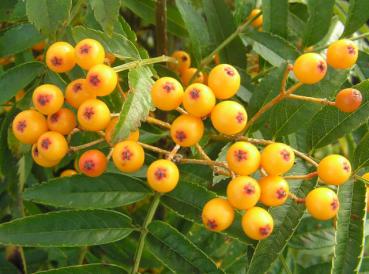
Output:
77 99 111 131
327 39 358 69
202 198 235 232
32 84 64 115
37 131 68 162
226 176 260 210
85 64 118 96
12 110 48 144
31 144 59 168
183 83 216 117
305 187 339 220
335 88 362 113
169 50 191 73
242 207 274 240
208 64 240 99
105 117 140 144
293 53 327 84
147 159 179 193
226 142 260 175
79 149 107 177
151 77 184 111
317 154 351 185
112 140 145 173
65 79 96 109
75 38 105 70
60 169 78 177
180 68 204 86
170 114 204 147
46 41 76 73
260 143 295 175
258 175 289 207
47 108 77 135
248 9 263 28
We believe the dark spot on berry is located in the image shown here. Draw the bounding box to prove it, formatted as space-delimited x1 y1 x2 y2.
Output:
243 183 255 195
235 112 245 124
50 56 63 66
317 61 326 73
280 149 290 161
89 74 101 87
343 161 350 173
37 94 52 106
347 45 356 55
83 160 95 171
16 120 27 132
207 219 218 230
259 225 272 236
331 198 339 210
224 66 235 77
234 149 248 162
175 130 187 142
73 83 82 93
189 88 200 100
276 187 287 199
162 82 175 93
181 55 188 62
79 44 91 54
154 167 167 180
121 146 133 161
50 113 59 123
41 138 52 150
83 107 95 120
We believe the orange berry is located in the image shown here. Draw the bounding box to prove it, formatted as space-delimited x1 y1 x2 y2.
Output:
202 198 235 232
65 79 96 109
85 64 118 96
306 187 339 220
335 88 362 113
15 89 25 101
242 207 273 240
293 53 327 84
169 51 191 73
147 159 179 193
46 41 76 73
12 110 48 144
317 154 351 185
31 144 59 168
210 101 247 135
258 175 289 207
60 169 78 177
327 39 358 69
226 142 260 175
112 140 145 173
180 68 204 86
75 39 105 70
260 143 295 175
183 83 216 117
208 64 240 99
47 108 77 135
77 99 111 131
32 40 46 51
78 149 107 177
226 176 260 210
151 77 184 111
32 84 64 115
37 131 68 162
170 114 204 147
248 9 263 28
104 117 139 144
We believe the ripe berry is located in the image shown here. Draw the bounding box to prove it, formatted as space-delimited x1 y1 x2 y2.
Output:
4 90 25 112
202 198 235 232
85 64 118 96
327 39 358 69
12 110 48 144
170 114 204 147
31 144 59 168
32 84 64 115
335 88 362 113
46 41 76 73
47 108 77 135
78 149 107 177
151 77 184 111
169 50 191 73
112 140 145 173
226 142 260 175
293 53 327 84
75 38 105 70
32 40 46 52
105 117 140 144
317 154 351 185
77 99 111 131
226 176 260 210
305 187 339 220
260 143 295 175
37 131 68 162
147 159 179 193
65 79 96 109
210 101 247 135
183 83 216 117
60 169 78 177
242 207 274 240
258 175 289 207
208 64 240 99
180 68 204 86
248 9 263 28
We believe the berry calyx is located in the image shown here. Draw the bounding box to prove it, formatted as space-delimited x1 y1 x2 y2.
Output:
169 50 191 73
32 144 60 168
293 53 327 84
260 143 295 175
75 38 105 70
112 140 145 173
47 108 77 135
78 149 107 177
258 175 289 207
46 41 76 73
85 64 118 96
242 207 274 240
183 83 216 117
37 131 69 162
65 79 96 109
226 142 260 176
32 84 64 115
170 114 204 147
180 68 204 86
226 176 260 210
335 88 362 113
202 198 235 232
317 154 351 185
305 187 339 220
327 39 358 69
12 110 48 144
60 169 78 177
77 99 111 131
151 77 184 111
105 117 140 144
208 64 240 99
147 159 179 193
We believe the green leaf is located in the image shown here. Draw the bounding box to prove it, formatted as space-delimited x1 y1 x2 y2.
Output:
23 173 151 209
342 0 369 37
0 210 133 247
332 178 367 274
303 0 335 47
353 133 369 171
34 263 127 274
360 257 369 272
306 80 369 151
0 62 45 105
146 221 224 274
355 50 369 81
288 226 335 250
89 0 121 35
111 66 154 143
26 0 72 39
262 0 288 38
0 23 43 57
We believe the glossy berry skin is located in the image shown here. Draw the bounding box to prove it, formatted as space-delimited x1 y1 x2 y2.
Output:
258 175 289 207
78 149 107 177
317 154 351 185
170 114 204 147
183 83 216 117
226 176 260 210
242 207 274 240
147 159 179 193
202 198 235 232
208 64 240 99
46 42 76 73
65 79 96 109
293 53 327 84
180 68 204 86
12 110 48 144
226 142 260 175
327 39 358 69
112 140 145 173
169 51 191 73
211 101 247 135
32 144 59 168
37 131 68 162
335 88 362 113
260 143 295 175
47 108 77 135
60 169 78 177
105 117 140 144
77 99 111 131
75 39 105 70
32 84 64 115
85 64 118 96
151 77 184 111
249 9 263 28
305 187 339 220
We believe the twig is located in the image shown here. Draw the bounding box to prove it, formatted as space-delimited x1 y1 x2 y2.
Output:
155 0 168 55
176 107 188 115
113 55 177 73
287 94 336 107
167 144 180 160
69 138 105 152
195 143 212 161
117 82 127 99
288 193 306 204
284 171 318 180
146 116 171 129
